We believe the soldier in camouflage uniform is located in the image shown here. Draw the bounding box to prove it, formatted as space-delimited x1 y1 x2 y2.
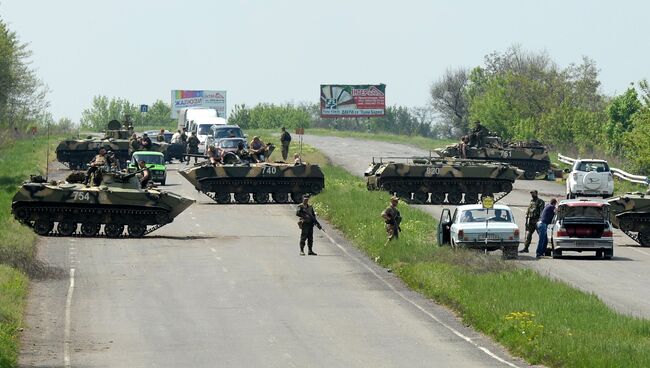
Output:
296 194 322 255
85 148 110 186
470 120 489 148
521 189 545 253
381 196 402 243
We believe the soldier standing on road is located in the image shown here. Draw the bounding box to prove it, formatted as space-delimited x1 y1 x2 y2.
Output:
296 194 322 256
157 129 166 142
140 133 153 151
521 190 545 253
381 196 402 244
280 127 292 161
186 132 200 164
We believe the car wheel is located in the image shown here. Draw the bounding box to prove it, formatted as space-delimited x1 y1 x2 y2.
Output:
604 250 613 260
552 250 562 258
502 246 518 260
160 180 166 186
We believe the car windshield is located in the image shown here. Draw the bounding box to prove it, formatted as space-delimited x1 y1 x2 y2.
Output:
575 161 609 172
559 206 605 219
133 154 163 165
459 209 513 223
219 139 244 148
197 124 215 135
213 128 243 139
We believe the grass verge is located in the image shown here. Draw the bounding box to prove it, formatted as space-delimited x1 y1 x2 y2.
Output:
0 135 63 368
284 141 650 367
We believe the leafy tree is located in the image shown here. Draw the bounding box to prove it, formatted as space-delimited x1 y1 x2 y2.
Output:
429 67 469 138
605 87 641 155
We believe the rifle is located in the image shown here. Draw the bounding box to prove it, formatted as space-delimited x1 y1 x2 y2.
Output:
298 206 324 231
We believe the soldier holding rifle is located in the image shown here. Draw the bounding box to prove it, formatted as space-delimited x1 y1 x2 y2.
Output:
296 194 323 256
381 196 402 244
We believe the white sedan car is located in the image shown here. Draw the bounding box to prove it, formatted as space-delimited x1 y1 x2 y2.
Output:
438 204 520 259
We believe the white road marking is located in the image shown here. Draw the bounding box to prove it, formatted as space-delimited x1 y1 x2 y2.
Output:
210 247 217 253
222 266 229 273
321 231 520 368
63 268 75 368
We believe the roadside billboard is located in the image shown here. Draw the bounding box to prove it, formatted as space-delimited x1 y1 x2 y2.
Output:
171 90 227 119
320 84 385 118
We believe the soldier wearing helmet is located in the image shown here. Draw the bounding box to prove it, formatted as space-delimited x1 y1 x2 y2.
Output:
381 196 402 243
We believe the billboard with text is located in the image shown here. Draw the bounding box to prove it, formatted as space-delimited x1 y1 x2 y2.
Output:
171 90 227 118
320 84 385 118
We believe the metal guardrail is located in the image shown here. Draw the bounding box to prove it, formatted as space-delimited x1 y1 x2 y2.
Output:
558 154 649 185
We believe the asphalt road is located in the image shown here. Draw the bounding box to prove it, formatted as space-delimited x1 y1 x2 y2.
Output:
19 161 526 367
305 134 650 319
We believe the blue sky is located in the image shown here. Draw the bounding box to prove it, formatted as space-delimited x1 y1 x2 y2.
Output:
2 0 647 121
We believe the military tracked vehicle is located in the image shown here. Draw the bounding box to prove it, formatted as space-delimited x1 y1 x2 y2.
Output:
55 120 169 169
179 160 325 204
607 192 650 246
434 136 550 180
11 169 194 237
365 156 521 204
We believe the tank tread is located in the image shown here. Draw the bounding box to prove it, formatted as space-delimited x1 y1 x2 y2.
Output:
616 214 650 246
199 178 324 204
12 204 170 237
375 178 513 204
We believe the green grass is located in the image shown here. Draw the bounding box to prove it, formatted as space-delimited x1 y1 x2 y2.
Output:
0 135 62 368
290 143 650 367
0 265 28 368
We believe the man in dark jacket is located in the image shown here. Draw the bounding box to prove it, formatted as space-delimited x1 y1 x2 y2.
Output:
536 198 558 258
280 127 292 161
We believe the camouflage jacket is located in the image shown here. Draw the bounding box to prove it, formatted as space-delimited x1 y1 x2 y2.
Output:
382 206 401 225
526 198 545 220
187 136 200 148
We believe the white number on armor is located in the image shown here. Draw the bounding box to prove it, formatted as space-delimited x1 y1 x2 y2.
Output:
501 150 512 158
425 167 440 176
72 191 90 201
262 167 277 175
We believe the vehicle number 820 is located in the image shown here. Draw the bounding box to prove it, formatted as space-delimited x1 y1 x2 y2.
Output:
425 167 440 176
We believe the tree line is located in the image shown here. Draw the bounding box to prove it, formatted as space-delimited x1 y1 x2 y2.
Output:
79 96 174 131
430 45 650 173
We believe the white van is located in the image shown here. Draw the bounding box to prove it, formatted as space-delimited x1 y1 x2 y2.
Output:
177 108 226 153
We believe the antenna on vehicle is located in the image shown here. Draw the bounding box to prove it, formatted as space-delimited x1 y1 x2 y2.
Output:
45 121 51 181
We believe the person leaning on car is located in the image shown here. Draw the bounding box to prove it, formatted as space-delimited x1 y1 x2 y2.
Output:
521 190 545 253
536 198 558 259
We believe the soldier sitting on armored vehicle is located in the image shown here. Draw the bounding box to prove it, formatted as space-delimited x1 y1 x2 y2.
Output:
469 120 489 147
85 148 115 186
140 133 153 151
137 160 151 188
206 145 224 166
250 136 268 162
129 133 140 155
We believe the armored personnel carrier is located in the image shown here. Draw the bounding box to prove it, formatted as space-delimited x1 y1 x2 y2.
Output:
434 136 550 180
607 192 650 246
365 156 521 204
11 169 194 237
55 120 169 169
179 160 325 204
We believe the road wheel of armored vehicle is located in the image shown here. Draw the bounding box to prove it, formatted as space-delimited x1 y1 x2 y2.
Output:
234 192 250 204
639 231 650 247
34 220 53 236
430 192 445 205
447 192 462 205
411 192 428 204
128 224 146 238
523 171 537 180
215 193 231 204
13 208 29 222
104 224 124 238
291 192 304 204
253 192 270 204
57 221 76 236
81 222 100 237
272 192 289 204
464 192 479 204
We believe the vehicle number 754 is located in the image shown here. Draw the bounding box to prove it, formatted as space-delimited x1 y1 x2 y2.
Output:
72 191 90 201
